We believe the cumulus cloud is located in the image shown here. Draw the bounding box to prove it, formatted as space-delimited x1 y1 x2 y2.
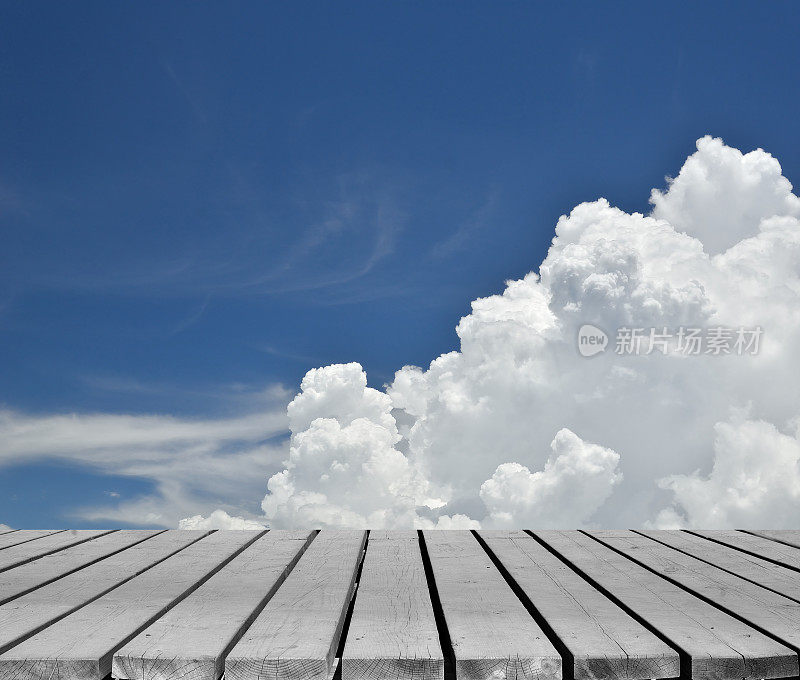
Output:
652 414 800 529
650 136 800 254
179 509 267 530
178 136 798 529
260 363 471 529
480 429 622 528
9 136 797 530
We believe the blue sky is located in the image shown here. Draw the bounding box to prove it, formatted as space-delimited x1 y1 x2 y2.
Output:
2 2 800 528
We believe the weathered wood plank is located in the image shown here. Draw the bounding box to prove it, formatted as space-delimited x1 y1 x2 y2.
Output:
532 530 797 680
748 530 800 550
423 530 561 680
342 531 443 680
0 529 15 535
637 530 800 601
591 530 800 652
0 529 114 573
480 530 679 680
691 530 800 571
691 529 800 570
112 530 314 680
226 530 367 680
0 529 209 655
0 530 162 605
0 530 262 680
0 530 63 551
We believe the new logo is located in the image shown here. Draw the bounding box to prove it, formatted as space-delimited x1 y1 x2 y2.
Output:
577 324 608 357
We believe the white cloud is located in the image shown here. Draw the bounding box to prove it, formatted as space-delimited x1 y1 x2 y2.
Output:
650 135 800 254
480 429 622 528
652 414 800 529
0 410 285 459
179 509 267 530
260 363 453 529
0 388 289 528
239 135 800 530
13 135 795 531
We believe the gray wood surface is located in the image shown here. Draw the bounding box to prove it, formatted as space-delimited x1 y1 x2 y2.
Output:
480 530 679 680
226 530 367 680
0 530 63 551
424 530 561 680
342 531 443 680
0 530 162 605
0 529 15 535
532 530 797 680
0 530 261 680
0 529 209 654
0 529 114 573
112 530 314 680
691 530 800 570
0 529 797 680
637 530 800 602
591 530 800 652
748 530 800 550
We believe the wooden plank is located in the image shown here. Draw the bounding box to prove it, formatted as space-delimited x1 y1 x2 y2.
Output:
590 530 800 652
0 530 63 551
749 530 800 551
479 530 679 680
0 529 210 655
0 529 114 573
226 530 367 680
423 530 562 680
112 530 314 680
0 529 15 535
532 530 797 680
342 531 444 680
0 530 262 680
691 530 800 571
0 530 163 605
637 530 800 602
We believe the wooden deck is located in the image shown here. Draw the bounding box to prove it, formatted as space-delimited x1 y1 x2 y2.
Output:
0 530 799 680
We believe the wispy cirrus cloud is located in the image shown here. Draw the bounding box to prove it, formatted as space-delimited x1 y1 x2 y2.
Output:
429 189 499 260
2 163 406 311
0 384 291 528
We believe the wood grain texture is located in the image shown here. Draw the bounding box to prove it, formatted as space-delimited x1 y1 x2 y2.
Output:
692 531 800 570
480 530 679 680
0 530 163 605
637 530 800 602
748 530 800 551
1 528 799 680
0 530 262 680
591 530 800 653
424 530 561 680
342 531 443 680
533 530 797 680
225 530 367 680
0 529 114 573
0 529 209 655
112 530 314 680
0 531 63 551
